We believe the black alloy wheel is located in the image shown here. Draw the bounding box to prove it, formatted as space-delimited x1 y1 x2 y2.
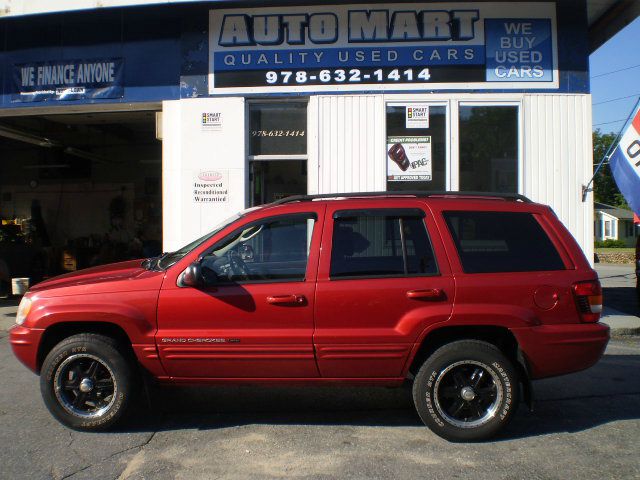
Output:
40 333 135 430
412 340 519 442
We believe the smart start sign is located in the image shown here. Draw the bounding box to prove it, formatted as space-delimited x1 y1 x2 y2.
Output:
208 2 557 94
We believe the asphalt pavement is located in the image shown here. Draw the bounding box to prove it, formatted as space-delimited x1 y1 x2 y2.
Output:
1 303 639 479
0 332 638 480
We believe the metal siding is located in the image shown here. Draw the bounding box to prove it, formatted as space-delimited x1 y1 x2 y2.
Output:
316 95 386 194
523 94 594 264
0 8 182 109
316 93 594 264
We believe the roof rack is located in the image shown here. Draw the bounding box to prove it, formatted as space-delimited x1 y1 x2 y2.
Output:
270 191 532 206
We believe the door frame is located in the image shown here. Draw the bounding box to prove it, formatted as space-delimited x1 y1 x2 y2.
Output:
385 100 451 190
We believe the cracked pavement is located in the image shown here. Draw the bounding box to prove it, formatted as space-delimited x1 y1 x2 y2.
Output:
1 331 639 479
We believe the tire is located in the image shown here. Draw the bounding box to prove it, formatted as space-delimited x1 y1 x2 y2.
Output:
40 333 135 431
412 340 519 442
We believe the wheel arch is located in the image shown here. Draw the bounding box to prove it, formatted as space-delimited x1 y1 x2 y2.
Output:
36 322 135 374
406 325 533 409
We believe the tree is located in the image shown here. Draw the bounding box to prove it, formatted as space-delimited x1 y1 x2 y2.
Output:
592 129 629 208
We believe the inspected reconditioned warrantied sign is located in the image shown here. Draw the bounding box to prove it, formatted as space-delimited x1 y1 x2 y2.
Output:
208 2 557 94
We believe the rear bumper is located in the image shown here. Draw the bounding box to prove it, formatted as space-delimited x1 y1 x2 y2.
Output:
9 325 44 374
511 322 610 379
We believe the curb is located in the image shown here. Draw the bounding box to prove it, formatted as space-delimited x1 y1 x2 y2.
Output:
609 327 640 337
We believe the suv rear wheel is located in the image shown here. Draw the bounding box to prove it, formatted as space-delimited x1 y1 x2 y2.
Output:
40 333 134 431
412 340 519 441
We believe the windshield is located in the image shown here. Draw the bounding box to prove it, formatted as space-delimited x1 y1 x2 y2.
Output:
153 210 255 270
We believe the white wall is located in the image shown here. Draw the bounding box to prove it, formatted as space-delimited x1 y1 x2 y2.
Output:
164 93 594 264
311 95 386 194
523 94 594 264
0 1 198 17
162 97 245 251
313 93 594 263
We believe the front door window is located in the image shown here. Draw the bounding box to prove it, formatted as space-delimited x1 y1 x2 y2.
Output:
200 213 315 283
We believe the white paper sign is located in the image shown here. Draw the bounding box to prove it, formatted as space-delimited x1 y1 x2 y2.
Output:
194 170 229 203
387 136 432 181
406 105 430 129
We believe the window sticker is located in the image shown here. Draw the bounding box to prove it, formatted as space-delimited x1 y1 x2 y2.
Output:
406 105 429 129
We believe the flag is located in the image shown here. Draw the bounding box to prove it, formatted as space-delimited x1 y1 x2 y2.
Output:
635 214 640 225
609 104 640 216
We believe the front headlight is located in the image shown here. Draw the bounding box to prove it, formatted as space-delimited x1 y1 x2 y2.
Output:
15 296 32 326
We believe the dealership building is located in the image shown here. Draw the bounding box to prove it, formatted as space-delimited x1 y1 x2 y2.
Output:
0 0 638 279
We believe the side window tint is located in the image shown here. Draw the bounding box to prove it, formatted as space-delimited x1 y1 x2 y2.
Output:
443 211 565 273
330 212 437 278
201 214 315 283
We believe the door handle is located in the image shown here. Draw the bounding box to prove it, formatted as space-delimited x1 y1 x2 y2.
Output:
266 294 307 305
406 289 445 300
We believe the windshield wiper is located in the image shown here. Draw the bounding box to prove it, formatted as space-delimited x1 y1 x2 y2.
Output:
142 252 169 271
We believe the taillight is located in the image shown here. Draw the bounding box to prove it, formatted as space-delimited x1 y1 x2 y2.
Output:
572 280 603 323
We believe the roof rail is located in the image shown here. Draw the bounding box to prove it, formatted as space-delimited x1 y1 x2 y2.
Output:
270 191 532 206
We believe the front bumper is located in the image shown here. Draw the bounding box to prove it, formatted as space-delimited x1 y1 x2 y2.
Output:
512 322 610 380
9 324 44 373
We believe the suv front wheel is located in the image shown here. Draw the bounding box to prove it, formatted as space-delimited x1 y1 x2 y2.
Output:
40 333 134 431
412 340 519 441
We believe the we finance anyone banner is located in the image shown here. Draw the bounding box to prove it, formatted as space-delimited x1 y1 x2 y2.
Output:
208 2 558 94
12 58 124 102
610 106 640 215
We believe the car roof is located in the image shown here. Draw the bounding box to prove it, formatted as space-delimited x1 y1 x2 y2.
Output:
268 191 532 206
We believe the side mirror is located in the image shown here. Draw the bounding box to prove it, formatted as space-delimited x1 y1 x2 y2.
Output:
179 262 204 288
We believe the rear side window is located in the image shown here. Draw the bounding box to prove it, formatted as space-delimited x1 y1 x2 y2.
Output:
330 210 438 278
443 211 565 273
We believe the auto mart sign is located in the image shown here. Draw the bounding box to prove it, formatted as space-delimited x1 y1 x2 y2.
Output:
209 2 558 94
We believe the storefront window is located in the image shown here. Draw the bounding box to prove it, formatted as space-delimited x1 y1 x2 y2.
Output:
386 104 447 192
248 102 308 206
249 103 307 156
459 105 519 193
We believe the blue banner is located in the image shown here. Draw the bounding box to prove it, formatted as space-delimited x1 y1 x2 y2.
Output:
12 58 124 103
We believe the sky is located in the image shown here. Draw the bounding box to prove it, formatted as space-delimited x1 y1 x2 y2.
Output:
590 16 640 134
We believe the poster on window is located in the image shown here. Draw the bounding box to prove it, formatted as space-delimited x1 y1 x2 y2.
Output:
387 136 432 181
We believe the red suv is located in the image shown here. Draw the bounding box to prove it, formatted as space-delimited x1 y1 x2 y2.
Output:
10 192 608 441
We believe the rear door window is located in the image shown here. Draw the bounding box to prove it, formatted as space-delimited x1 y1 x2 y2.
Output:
443 211 565 273
330 209 438 278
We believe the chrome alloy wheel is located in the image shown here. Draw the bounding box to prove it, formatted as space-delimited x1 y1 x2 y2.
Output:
53 354 118 419
432 360 503 429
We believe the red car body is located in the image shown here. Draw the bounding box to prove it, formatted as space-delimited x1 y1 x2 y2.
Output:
10 195 609 388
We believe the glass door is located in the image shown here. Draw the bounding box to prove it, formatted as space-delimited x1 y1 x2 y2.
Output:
250 160 307 205
458 104 519 193
248 102 308 206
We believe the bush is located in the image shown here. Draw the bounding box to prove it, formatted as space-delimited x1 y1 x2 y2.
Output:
595 239 627 248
